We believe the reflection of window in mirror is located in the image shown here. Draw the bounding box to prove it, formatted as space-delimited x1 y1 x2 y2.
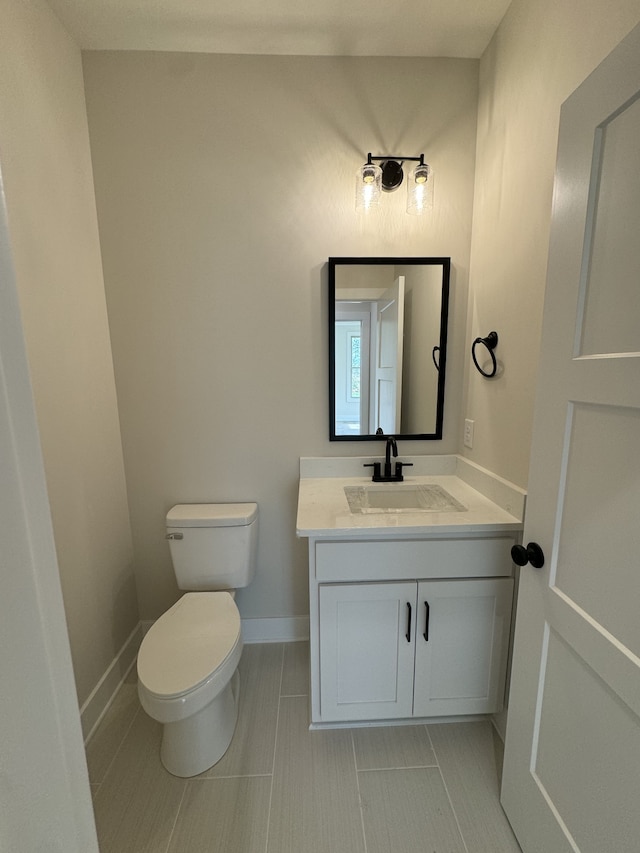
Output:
335 308 371 436
349 333 360 400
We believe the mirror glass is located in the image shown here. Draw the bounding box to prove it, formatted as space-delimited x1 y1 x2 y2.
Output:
329 257 450 440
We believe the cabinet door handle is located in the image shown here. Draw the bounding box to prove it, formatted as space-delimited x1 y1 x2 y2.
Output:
423 601 430 641
406 602 412 643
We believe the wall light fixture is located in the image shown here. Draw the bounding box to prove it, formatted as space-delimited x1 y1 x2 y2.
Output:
355 153 433 215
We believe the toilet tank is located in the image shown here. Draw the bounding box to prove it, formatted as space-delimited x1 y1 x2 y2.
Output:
166 503 258 591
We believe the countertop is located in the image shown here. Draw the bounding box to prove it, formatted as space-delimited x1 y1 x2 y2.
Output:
296 456 525 538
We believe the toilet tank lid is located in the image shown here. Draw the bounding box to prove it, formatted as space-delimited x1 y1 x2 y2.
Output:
167 502 258 527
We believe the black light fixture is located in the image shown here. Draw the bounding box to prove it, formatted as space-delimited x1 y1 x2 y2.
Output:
380 159 404 191
355 153 433 214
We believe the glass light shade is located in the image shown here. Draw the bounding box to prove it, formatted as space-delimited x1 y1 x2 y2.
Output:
355 162 382 211
406 163 433 215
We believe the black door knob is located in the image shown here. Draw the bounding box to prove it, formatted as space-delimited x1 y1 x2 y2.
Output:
511 542 545 569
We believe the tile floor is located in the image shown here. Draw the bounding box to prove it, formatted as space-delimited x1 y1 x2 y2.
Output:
86 641 522 853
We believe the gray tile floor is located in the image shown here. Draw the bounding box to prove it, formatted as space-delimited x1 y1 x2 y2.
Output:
86 642 522 852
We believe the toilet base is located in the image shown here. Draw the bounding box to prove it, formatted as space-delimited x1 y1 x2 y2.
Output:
160 669 240 777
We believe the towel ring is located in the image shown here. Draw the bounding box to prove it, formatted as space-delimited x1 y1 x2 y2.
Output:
472 331 498 378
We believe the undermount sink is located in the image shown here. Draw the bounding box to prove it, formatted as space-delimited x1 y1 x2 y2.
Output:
344 483 466 514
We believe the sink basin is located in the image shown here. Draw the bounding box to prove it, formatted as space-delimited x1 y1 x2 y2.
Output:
344 483 466 514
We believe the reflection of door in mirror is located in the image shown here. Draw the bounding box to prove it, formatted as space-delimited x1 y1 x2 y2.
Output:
375 277 404 434
329 258 450 441
399 265 445 433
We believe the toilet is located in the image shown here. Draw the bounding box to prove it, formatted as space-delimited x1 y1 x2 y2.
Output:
137 502 258 777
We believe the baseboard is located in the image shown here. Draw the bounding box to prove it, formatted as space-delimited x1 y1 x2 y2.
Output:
492 704 508 742
241 615 309 643
80 622 143 744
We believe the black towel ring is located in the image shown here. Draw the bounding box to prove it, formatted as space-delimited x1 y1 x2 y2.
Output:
472 331 498 378
432 345 440 372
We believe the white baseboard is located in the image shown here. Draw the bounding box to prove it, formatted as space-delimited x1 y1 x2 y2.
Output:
242 615 309 644
80 622 143 744
492 704 508 742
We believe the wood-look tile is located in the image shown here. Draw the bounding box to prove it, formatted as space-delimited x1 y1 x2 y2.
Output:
428 721 522 853
281 640 310 696
358 767 467 853
168 777 271 852
352 724 437 770
203 642 283 778
85 682 140 783
267 696 365 853
93 709 186 853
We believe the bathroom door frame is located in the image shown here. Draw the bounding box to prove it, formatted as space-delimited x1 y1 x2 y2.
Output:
374 276 405 435
0 169 99 850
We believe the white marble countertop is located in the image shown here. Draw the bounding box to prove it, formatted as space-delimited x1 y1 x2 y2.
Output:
296 456 525 538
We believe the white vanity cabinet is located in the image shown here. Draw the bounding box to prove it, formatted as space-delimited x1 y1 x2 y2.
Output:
412 578 513 717
309 534 516 726
319 581 417 721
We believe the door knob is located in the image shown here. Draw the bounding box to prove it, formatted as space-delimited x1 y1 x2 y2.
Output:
511 542 545 569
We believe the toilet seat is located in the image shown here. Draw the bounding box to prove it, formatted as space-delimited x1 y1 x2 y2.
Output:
138 592 241 700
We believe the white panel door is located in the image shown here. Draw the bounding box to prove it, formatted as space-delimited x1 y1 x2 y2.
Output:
319 582 416 721
375 276 405 434
502 23 640 853
413 578 513 717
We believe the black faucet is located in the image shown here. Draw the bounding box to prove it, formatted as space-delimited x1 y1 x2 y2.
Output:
384 436 398 479
364 435 413 482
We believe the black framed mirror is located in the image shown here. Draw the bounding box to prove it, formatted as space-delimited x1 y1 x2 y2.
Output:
329 257 450 441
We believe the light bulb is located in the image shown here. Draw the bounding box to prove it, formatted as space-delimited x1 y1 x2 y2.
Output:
355 162 382 211
407 163 433 215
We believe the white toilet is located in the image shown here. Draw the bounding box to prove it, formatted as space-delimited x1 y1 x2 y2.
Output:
137 502 258 777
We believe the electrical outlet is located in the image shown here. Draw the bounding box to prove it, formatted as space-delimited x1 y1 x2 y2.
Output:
464 418 475 449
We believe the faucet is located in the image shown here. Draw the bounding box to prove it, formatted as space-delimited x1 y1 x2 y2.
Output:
384 436 398 479
364 435 413 482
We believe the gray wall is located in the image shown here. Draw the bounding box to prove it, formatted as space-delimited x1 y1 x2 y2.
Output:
465 0 640 487
0 0 139 705
82 52 479 622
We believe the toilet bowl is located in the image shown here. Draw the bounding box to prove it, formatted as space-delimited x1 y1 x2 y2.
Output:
137 502 258 777
137 591 243 777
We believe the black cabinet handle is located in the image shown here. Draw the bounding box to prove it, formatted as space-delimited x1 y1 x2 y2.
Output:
423 601 430 641
406 602 412 643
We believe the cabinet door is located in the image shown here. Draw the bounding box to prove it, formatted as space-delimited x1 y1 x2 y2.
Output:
319 582 416 722
413 578 513 717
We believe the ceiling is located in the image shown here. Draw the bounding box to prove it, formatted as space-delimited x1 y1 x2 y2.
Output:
47 0 511 58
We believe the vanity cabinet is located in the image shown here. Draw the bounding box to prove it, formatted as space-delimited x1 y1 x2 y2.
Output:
307 534 517 726
412 578 512 717
319 582 416 720
319 578 513 722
